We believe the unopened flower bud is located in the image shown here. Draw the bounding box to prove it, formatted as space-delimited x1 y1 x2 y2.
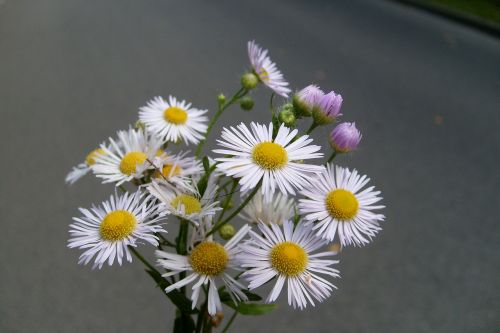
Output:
329 122 362 153
312 91 343 125
279 108 296 127
217 93 226 105
219 224 236 240
241 73 259 90
292 85 324 117
134 120 146 131
240 96 254 111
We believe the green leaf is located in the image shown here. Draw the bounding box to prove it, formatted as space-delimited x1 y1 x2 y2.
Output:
145 269 197 315
202 156 210 174
225 302 277 315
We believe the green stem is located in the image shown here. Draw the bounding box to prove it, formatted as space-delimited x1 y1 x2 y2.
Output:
306 122 318 134
215 179 238 225
128 246 157 272
221 311 238 333
327 151 337 163
269 92 276 116
157 233 175 248
195 88 247 158
195 301 208 333
207 181 261 237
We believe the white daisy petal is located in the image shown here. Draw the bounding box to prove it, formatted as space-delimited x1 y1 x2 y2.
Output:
139 96 208 145
299 163 385 246
214 122 323 199
68 190 166 268
248 41 291 97
238 220 339 309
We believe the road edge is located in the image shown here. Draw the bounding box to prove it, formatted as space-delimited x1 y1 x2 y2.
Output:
389 0 500 38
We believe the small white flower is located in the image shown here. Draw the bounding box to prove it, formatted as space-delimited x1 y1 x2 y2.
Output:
239 191 295 225
68 190 166 269
248 41 291 97
139 96 208 145
299 164 385 246
65 147 107 185
92 128 162 186
238 220 340 309
146 174 220 226
213 122 324 199
151 150 204 192
156 225 252 315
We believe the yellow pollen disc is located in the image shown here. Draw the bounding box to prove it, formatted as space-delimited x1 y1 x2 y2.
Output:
163 106 188 125
258 67 270 82
252 142 288 170
189 242 228 276
155 164 183 179
85 148 105 166
270 242 308 276
325 189 359 220
119 151 147 175
171 194 201 215
99 210 137 241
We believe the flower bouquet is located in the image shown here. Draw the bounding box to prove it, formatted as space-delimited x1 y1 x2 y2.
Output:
66 40 385 332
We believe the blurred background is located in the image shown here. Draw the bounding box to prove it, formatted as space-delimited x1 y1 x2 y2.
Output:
1 0 499 332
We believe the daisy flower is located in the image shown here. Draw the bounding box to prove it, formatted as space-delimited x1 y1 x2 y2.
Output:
213 122 324 199
68 190 166 269
146 174 220 226
139 96 208 145
65 147 106 185
156 225 252 315
239 191 295 225
238 220 340 309
152 151 203 192
247 40 291 97
299 164 385 246
92 128 162 186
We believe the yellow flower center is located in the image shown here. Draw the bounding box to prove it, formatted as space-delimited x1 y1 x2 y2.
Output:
163 106 188 125
189 242 228 276
270 241 308 276
258 67 270 82
155 164 183 179
119 152 147 175
252 142 288 170
99 210 137 241
325 189 359 220
171 194 202 215
85 148 105 166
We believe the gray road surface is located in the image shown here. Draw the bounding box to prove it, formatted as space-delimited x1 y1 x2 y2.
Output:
1 0 499 332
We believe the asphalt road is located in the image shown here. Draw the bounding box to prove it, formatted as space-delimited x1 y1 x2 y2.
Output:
1 0 499 332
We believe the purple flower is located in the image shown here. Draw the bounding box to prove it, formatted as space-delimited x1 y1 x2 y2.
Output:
329 122 362 153
319 91 343 118
293 85 324 116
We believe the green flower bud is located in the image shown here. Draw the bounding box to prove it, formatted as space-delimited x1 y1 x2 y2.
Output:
240 96 254 111
241 73 259 90
217 93 226 105
279 108 296 127
134 120 146 131
312 107 335 126
219 224 236 240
